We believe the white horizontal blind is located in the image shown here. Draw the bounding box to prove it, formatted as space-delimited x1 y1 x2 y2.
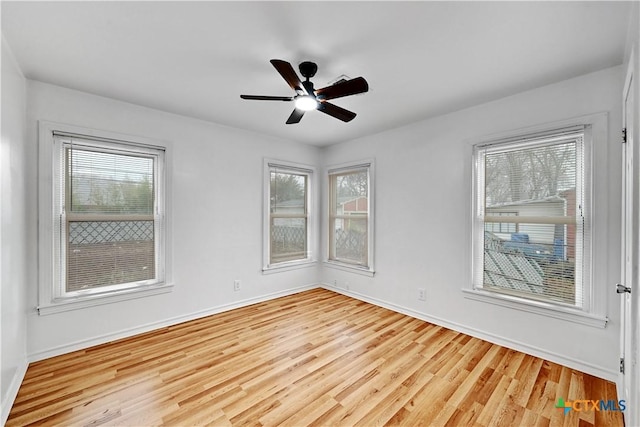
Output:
60 138 160 292
329 168 369 267
269 166 309 264
475 131 586 308
67 148 154 215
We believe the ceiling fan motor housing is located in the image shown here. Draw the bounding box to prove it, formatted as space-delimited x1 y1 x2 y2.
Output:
299 61 318 79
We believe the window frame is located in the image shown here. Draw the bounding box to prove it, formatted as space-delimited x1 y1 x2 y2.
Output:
262 158 316 273
465 115 608 328
325 160 375 276
38 121 172 315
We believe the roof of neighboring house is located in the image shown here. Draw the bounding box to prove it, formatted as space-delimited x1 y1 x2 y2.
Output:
338 195 367 206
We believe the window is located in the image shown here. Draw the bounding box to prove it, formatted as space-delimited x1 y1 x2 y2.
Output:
264 160 314 270
328 162 374 272
38 122 170 314
57 135 165 296
472 127 589 310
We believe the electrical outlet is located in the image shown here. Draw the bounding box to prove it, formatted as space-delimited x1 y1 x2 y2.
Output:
418 288 426 301
345 282 350 291
333 279 337 286
234 280 241 291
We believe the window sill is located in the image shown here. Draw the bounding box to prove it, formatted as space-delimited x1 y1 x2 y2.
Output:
37 283 173 315
324 261 375 277
462 288 608 328
262 260 317 274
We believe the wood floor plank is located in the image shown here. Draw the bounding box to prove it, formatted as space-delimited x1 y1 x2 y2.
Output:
6 289 623 426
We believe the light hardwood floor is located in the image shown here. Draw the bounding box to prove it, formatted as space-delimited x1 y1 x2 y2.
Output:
7 289 622 426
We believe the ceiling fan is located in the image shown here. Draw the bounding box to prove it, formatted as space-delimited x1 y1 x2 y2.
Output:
240 59 369 124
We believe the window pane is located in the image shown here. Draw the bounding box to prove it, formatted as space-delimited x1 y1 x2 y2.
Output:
484 226 575 305
481 138 581 306
334 171 368 214
333 217 368 265
270 171 306 214
68 148 154 214
271 217 307 263
67 220 155 291
484 142 576 208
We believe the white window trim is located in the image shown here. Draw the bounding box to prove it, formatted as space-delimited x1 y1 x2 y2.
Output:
37 121 173 315
324 159 375 276
465 113 608 328
262 158 317 273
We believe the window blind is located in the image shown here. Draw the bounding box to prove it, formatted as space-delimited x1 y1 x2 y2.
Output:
61 139 158 292
475 131 587 308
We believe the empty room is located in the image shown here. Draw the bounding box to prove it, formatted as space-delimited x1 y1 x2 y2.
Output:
1 1 639 426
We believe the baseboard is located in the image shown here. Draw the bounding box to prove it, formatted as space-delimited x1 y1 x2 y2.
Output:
28 284 317 363
320 283 619 382
1 359 28 425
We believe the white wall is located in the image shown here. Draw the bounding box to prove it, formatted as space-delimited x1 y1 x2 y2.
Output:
1 37 29 423
25 81 322 359
321 66 623 380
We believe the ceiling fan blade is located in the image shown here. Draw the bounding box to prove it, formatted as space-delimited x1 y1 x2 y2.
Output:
240 95 293 101
286 109 305 124
317 102 357 122
270 59 307 95
315 77 369 101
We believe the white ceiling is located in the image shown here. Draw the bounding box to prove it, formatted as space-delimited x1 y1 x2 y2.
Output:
1 1 631 146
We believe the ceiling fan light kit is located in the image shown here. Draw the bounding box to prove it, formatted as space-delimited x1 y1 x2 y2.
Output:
240 59 369 124
294 95 318 111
